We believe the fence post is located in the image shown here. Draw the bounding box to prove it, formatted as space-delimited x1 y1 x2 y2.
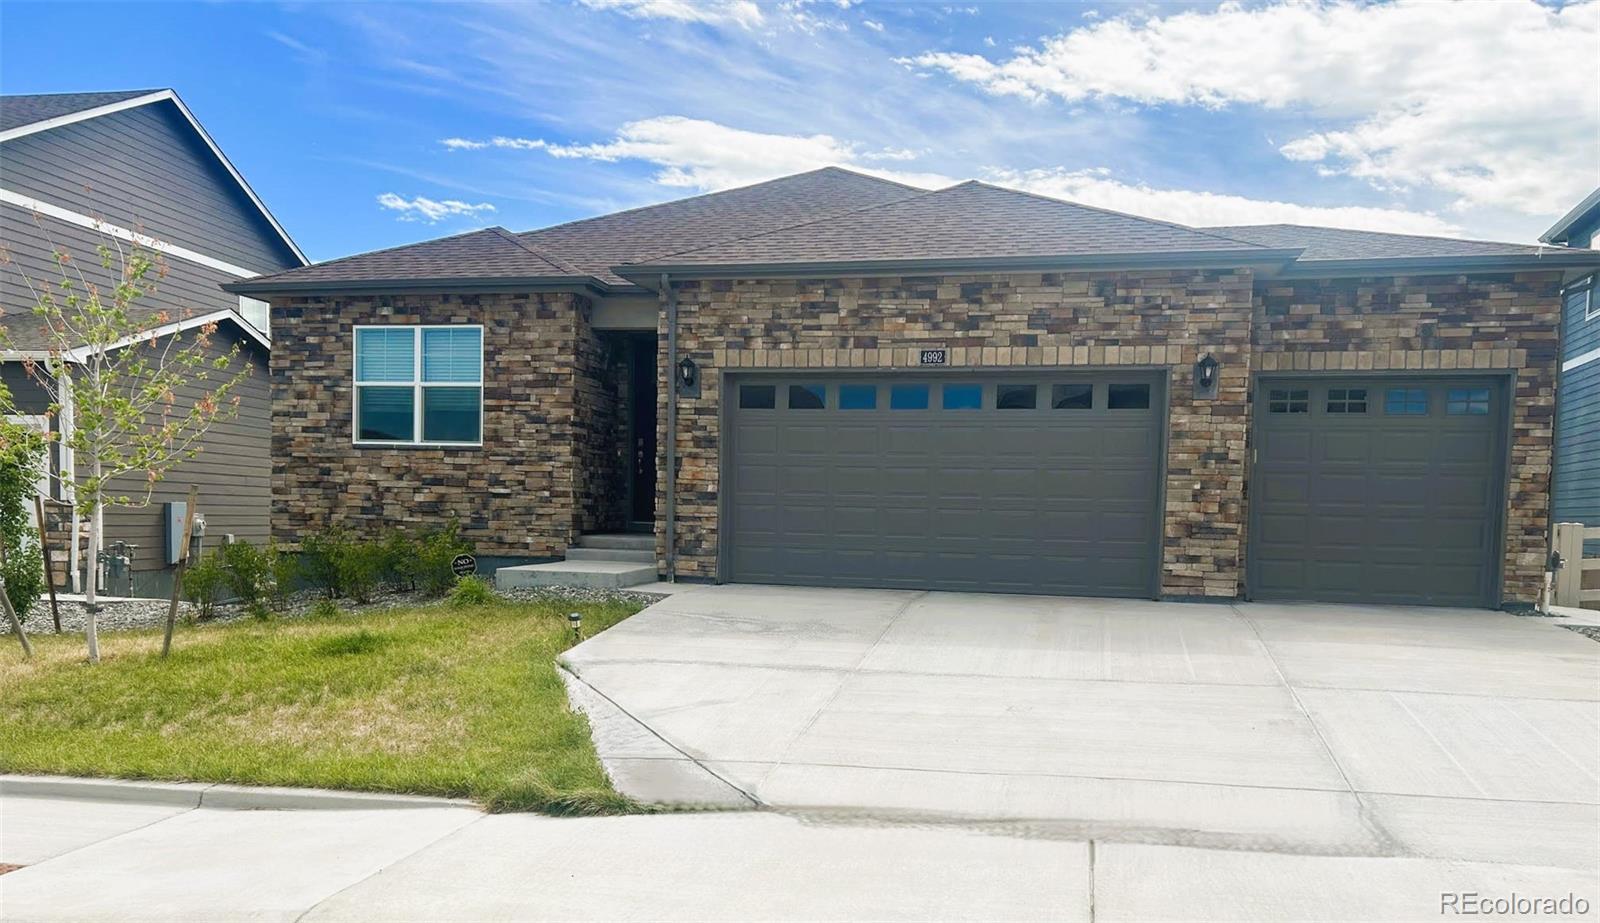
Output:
1552 522 1584 608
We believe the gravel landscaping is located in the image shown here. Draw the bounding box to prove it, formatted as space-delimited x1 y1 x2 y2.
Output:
1562 624 1600 643
4 581 665 636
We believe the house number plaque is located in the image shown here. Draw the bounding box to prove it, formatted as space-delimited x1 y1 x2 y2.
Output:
919 349 948 366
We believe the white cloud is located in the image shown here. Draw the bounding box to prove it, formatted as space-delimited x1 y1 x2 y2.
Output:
902 0 1599 217
578 0 764 29
862 19 884 33
440 116 956 190
376 192 497 222
445 114 1460 235
987 168 1462 237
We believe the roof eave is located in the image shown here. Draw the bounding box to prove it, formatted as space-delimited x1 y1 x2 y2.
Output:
221 274 630 297
1278 252 1600 279
615 248 1306 286
1540 188 1600 244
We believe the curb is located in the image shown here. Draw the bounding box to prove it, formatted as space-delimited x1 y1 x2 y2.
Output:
0 774 478 812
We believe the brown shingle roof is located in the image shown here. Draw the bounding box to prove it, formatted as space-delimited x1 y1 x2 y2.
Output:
521 167 926 285
235 227 581 289
1205 224 1555 262
625 181 1276 272
0 89 161 133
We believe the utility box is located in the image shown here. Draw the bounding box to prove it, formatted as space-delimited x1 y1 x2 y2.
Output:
165 502 208 564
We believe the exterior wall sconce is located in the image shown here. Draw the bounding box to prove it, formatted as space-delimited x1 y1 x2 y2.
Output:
1194 352 1220 399
677 356 700 398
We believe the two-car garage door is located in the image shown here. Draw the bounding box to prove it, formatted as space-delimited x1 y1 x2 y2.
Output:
724 372 1507 607
726 374 1164 597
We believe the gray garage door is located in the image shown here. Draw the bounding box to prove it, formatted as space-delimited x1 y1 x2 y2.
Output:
726 374 1164 596
1250 377 1505 607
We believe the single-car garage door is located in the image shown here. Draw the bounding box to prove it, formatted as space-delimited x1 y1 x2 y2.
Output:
1249 377 1506 607
726 374 1164 596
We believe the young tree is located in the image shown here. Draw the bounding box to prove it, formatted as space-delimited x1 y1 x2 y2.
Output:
1 229 251 663
0 385 49 627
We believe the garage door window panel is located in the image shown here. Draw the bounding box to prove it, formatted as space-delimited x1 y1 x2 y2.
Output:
1446 388 1490 415
740 384 776 409
1384 388 1428 415
1107 383 1151 410
1268 388 1309 414
1052 384 1093 410
1326 388 1368 414
788 384 826 410
839 384 876 410
941 383 983 410
890 384 930 410
997 384 1037 410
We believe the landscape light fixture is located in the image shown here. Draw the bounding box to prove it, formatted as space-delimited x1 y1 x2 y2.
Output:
568 611 583 643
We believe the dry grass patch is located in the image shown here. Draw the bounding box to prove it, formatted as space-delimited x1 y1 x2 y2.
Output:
0 595 645 814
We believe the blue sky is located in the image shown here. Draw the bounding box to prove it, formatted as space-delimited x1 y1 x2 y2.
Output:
3 0 1595 262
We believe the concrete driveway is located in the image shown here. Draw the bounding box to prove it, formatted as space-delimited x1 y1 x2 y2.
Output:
563 586 1600 865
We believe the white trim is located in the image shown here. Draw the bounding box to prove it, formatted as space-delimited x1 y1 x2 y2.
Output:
0 90 308 265
1 188 260 277
3 310 267 362
1564 345 1600 373
352 324 484 448
1585 288 1599 322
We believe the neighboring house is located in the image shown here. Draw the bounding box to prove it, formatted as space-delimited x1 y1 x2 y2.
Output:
229 168 1600 609
1542 187 1600 554
0 89 306 595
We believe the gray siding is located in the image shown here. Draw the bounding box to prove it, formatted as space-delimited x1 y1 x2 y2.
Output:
1554 280 1599 537
0 100 299 272
1 360 50 412
1562 278 1600 359
101 327 271 571
1 202 245 347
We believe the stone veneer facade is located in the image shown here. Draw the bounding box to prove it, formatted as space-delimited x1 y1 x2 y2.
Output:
657 268 1563 605
267 267 1561 606
270 291 622 557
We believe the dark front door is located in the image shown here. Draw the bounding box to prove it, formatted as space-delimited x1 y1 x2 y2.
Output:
1249 377 1506 607
628 334 658 525
725 373 1165 597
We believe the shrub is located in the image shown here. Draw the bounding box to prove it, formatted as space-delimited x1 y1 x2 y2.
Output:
0 414 47 624
337 540 386 604
416 520 471 596
182 549 228 620
268 543 297 611
218 540 272 610
449 575 495 608
298 528 348 598
379 530 422 591
308 598 341 620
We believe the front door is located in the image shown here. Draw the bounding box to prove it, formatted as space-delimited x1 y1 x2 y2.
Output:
627 334 658 526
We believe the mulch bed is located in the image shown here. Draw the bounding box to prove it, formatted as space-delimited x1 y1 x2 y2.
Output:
0 864 23 875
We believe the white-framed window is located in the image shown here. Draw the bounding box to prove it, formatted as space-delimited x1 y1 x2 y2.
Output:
4 414 52 525
1585 287 1599 322
353 325 483 446
238 295 272 336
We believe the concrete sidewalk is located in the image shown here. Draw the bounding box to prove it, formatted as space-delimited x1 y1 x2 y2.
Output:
2 788 1594 922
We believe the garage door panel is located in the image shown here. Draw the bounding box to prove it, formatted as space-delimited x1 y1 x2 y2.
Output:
729 374 1162 597
1251 377 1502 607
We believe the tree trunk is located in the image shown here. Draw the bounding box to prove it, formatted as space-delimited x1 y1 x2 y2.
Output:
84 477 101 664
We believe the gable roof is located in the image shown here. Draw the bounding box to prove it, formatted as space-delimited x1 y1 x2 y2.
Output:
0 90 160 132
521 167 925 286
1540 187 1600 245
230 227 584 293
623 181 1284 277
1209 223 1600 275
0 89 307 267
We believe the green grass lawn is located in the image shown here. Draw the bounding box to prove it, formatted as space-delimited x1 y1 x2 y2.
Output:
0 594 645 814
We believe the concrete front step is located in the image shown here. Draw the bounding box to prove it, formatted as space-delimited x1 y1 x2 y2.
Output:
576 532 654 551
496 560 658 590
565 547 656 564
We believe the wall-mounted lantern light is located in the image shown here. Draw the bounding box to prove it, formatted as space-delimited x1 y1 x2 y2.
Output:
677 356 700 398
1194 352 1220 399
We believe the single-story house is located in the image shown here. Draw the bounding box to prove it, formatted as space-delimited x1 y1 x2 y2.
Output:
227 168 1600 609
1540 187 1600 556
1 89 305 596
